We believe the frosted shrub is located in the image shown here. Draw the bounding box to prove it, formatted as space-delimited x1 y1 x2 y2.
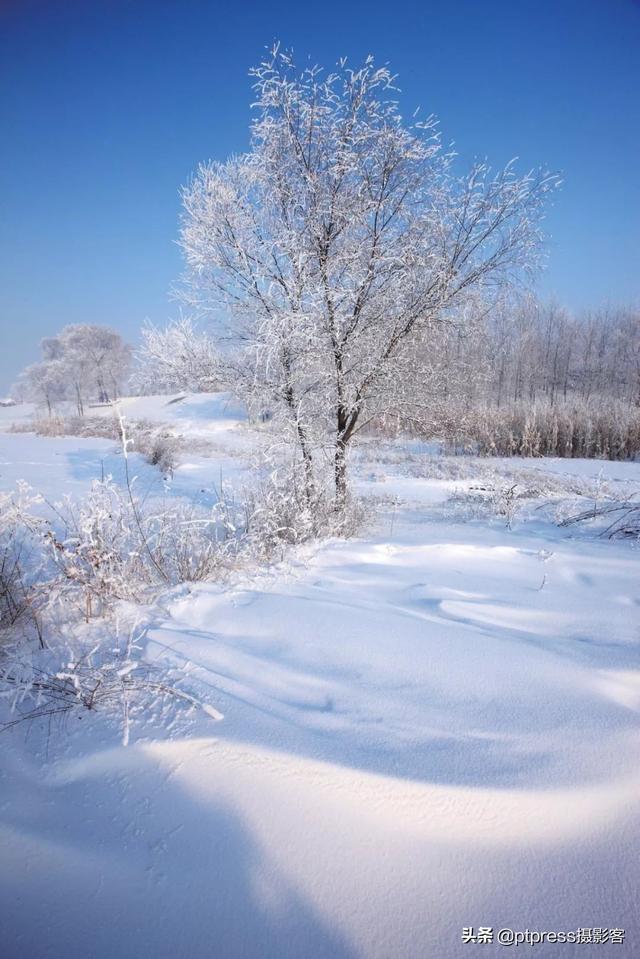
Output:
148 497 243 583
0 485 48 645
243 463 366 559
145 432 179 476
46 478 244 613
244 467 317 556
1 623 222 742
47 479 157 610
447 482 536 526
559 499 640 539
133 426 181 477
0 478 235 736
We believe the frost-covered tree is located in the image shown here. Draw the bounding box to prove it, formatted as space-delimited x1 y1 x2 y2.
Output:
18 361 67 416
41 332 93 416
180 45 559 507
16 325 131 415
57 325 131 403
132 317 220 394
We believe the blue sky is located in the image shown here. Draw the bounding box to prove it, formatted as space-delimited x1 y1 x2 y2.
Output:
1 0 639 392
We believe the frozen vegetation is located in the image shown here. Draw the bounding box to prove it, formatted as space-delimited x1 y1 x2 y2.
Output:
0 393 638 958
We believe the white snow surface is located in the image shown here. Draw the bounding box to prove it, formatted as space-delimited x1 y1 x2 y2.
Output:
1 394 639 958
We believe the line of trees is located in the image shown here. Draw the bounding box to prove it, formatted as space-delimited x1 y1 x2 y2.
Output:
481 300 640 408
392 298 640 416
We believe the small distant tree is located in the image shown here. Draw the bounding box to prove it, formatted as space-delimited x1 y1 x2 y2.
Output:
57 325 131 403
19 360 67 416
180 45 559 509
15 325 131 415
41 332 92 416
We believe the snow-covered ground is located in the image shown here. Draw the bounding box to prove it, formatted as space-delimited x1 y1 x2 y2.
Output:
1 395 638 958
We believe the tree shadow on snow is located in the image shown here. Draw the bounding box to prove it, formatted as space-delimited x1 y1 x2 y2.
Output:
0 747 357 959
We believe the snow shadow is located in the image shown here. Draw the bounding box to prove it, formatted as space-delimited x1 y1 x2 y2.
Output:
64 447 233 512
168 392 246 424
143 518 640 794
0 746 357 959
64 446 160 488
64 445 127 483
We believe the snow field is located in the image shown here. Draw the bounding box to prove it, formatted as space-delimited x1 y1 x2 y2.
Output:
0 393 638 957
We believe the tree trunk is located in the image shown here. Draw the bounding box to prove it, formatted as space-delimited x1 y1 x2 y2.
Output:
334 438 347 512
282 352 315 508
334 400 361 512
297 422 315 507
97 375 109 403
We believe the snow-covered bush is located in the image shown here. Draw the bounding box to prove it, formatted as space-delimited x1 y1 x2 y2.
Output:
559 498 640 539
1 622 222 742
46 479 159 609
243 461 367 560
0 477 236 736
143 431 179 476
128 424 181 477
45 476 246 613
0 485 48 646
146 497 242 584
243 468 321 557
448 481 540 528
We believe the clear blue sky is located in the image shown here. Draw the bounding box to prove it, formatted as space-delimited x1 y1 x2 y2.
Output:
1 0 639 393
